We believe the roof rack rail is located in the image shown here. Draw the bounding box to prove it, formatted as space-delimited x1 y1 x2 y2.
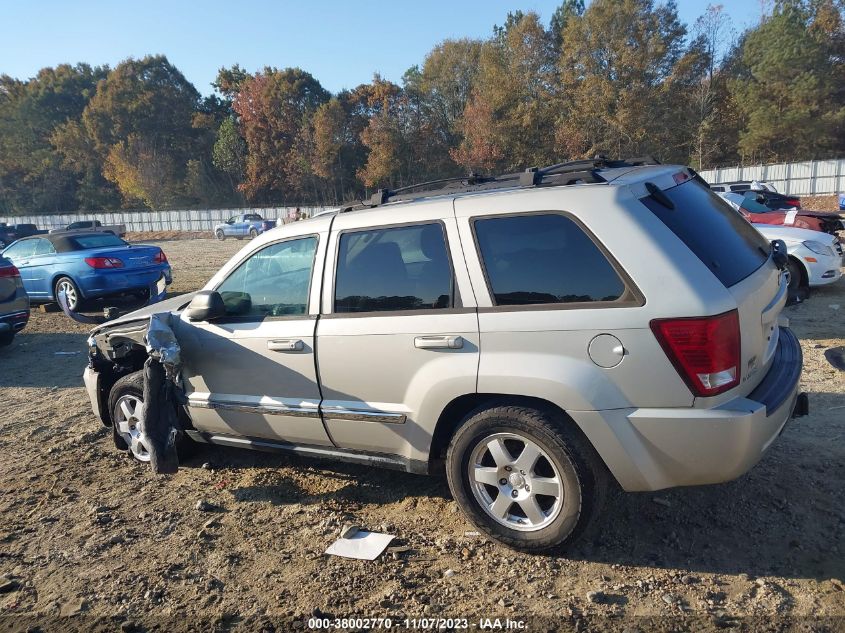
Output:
344 155 662 210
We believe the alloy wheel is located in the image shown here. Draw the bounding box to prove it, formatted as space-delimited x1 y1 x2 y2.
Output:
113 394 151 462
57 279 79 311
468 432 563 532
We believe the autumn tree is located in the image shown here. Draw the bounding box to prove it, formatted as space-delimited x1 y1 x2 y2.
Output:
555 0 692 160
234 67 329 202
453 12 556 172
0 64 113 213
73 55 202 209
730 0 845 162
354 76 408 188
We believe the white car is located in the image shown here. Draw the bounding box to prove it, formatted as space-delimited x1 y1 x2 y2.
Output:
753 223 843 295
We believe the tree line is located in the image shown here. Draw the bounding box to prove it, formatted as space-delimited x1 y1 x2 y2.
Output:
1 0 843 215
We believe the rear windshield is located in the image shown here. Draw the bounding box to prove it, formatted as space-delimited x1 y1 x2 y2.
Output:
641 180 770 287
70 234 126 249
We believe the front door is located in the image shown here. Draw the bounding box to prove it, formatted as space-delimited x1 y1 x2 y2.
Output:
316 204 480 466
178 233 331 446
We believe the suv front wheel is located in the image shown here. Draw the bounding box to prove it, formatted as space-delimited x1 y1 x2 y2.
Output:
446 405 608 552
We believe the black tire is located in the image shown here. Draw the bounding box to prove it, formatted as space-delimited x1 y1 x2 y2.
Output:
248 228 258 239
0 331 13 347
786 258 807 303
215 229 226 241
54 276 82 311
108 370 195 461
446 405 609 552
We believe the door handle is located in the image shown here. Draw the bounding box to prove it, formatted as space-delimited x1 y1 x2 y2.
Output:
414 335 463 350
267 339 304 352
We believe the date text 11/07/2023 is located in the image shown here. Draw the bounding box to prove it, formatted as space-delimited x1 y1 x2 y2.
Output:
306 617 527 630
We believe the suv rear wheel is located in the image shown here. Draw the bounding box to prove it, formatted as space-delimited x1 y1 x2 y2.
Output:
446 405 608 552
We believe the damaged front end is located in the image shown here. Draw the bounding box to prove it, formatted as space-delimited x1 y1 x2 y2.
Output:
85 308 190 474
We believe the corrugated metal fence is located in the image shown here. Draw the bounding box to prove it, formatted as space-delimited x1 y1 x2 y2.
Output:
700 159 845 196
0 206 332 232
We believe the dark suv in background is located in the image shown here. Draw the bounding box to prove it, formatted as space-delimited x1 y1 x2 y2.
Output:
0 223 47 248
0 256 29 346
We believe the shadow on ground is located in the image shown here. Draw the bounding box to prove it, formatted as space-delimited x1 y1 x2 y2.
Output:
176 389 844 584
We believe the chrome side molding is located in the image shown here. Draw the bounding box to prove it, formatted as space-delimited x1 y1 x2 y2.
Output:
187 398 406 424
321 406 407 424
188 398 320 418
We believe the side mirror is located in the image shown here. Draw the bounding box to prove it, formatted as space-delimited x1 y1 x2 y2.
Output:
756 194 766 204
771 239 788 270
186 291 225 321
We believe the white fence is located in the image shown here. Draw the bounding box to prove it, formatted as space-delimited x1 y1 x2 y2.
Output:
0 206 331 233
700 159 845 196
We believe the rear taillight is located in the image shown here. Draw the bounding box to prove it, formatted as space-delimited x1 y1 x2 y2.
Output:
0 265 20 278
84 257 123 269
785 198 801 208
153 250 168 264
650 310 741 397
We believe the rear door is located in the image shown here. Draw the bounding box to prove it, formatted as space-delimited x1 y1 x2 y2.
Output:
316 203 479 465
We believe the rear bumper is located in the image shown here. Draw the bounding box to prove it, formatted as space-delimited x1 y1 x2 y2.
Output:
0 308 29 334
573 328 804 491
77 266 172 298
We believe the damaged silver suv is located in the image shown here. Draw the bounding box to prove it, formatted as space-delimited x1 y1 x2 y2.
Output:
83 159 807 551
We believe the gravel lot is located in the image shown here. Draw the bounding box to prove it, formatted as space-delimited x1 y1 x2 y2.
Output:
0 237 843 632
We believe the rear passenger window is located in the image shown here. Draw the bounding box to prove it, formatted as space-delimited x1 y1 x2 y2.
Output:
335 223 453 313
474 214 626 306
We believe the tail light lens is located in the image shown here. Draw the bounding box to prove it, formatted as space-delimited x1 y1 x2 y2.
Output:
650 310 741 397
0 265 20 278
84 257 123 269
153 249 168 264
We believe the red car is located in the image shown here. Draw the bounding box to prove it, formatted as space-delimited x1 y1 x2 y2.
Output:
719 192 844 235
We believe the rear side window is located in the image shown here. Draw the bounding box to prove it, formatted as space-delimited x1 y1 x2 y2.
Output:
32 239 55 256
473 214 626 306
335 223 453 313
641 180 770 287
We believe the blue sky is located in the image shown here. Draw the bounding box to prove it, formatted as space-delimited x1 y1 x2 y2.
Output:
1 0 763 96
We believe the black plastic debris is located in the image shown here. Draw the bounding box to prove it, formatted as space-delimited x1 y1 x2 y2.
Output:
141 357 180 474
824 346 845 372
141 313 183 474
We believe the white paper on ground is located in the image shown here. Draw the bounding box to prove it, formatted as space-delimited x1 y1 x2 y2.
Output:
324 531 395 560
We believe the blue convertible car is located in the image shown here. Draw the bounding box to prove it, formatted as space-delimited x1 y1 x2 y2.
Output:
1 232 171 311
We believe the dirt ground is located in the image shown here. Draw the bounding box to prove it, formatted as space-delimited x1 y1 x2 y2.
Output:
0 237 843 632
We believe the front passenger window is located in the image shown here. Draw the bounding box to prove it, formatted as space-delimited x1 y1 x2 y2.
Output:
215 237 317 318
